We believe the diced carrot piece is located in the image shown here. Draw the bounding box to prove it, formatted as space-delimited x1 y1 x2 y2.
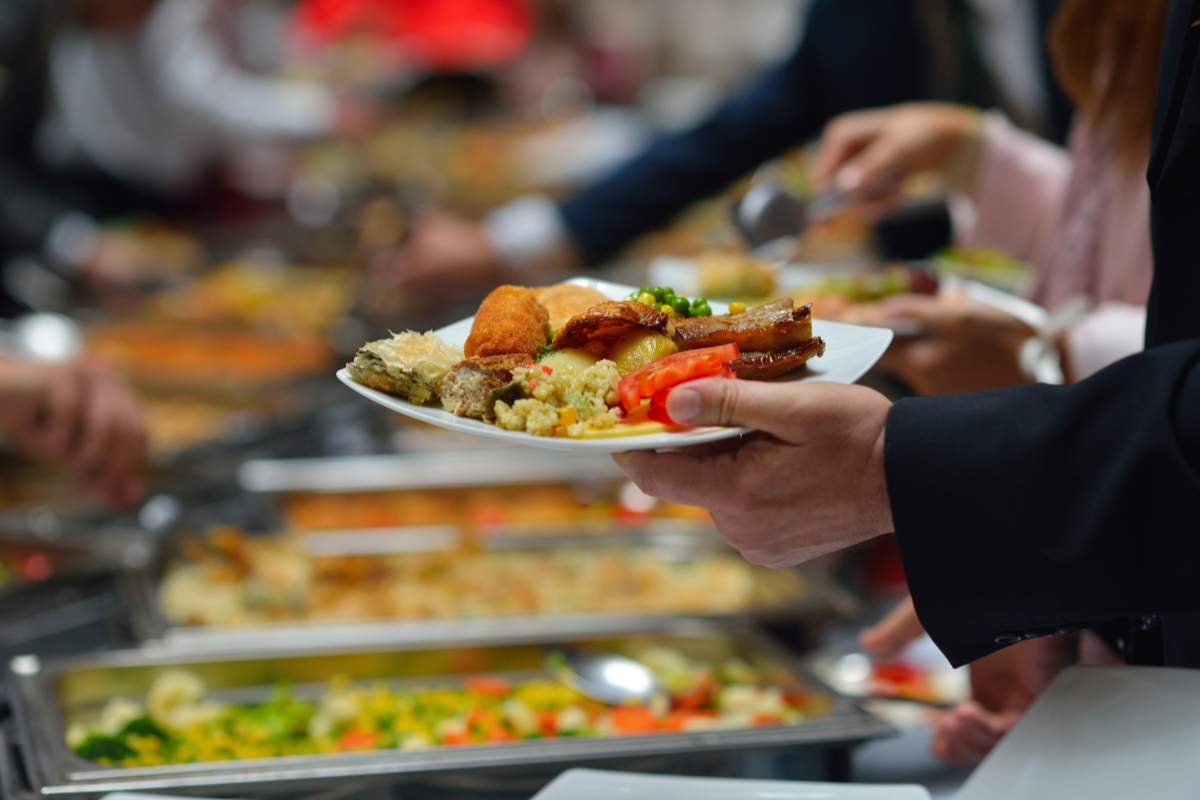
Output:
337 729 379 751
465 675 511 696
611 705 658 733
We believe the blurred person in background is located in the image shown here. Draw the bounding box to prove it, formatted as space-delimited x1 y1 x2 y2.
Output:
0 356 147 511
383 0 1070 300
813 0 1163 395
799 0 1167 763
0 0 375 306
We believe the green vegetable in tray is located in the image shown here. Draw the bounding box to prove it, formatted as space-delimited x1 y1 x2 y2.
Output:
74 734 135 763
119 716 168 740
69 652 831 768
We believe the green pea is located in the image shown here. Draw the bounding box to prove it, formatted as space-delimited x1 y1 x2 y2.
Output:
650 287 669 302
670 296 691 315
692 300 712 317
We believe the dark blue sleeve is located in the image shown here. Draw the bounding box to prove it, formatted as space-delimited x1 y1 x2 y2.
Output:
559 0 929 264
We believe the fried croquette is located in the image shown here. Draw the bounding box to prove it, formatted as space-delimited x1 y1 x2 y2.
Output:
463 286 550 359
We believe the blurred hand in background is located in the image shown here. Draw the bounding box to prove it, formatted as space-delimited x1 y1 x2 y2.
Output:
870 291 1035 396
83 229 172 289
377 211 507 301
0 359 147 511
860 596 1077 765
812 103 982 212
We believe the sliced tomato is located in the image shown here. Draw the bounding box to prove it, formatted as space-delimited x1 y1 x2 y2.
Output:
873 662 922 686
647 365 734 425
618 344 739 412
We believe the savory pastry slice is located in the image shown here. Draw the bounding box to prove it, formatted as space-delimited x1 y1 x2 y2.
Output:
532 284 609 333
464 285 550 359
729 337 826 380
670 298 814 353
550 301 668 351
440 353 529 420
347 331 464 404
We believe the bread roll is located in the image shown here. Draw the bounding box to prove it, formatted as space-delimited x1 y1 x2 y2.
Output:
532 284 609 333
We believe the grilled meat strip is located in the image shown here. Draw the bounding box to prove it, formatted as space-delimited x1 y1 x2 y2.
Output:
670 299 813 353
730 337 826 380
550 301 668 350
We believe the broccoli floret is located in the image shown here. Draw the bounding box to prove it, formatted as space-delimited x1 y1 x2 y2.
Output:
74 734 134 763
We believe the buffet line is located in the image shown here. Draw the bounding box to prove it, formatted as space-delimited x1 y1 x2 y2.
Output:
0 175 1002 798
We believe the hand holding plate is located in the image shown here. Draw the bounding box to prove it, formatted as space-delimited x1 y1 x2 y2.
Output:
614 378 894 567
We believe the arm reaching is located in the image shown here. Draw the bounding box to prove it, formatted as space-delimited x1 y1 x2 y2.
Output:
0 359 148 510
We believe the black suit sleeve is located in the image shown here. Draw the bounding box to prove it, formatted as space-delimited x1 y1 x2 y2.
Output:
558 0 927 264
886 341 1200 667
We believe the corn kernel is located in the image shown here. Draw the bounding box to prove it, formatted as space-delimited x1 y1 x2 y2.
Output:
728 301 747 315
638 293 657 306
660 304 678 317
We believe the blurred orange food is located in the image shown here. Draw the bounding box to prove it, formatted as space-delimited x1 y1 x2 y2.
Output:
87 322 331 390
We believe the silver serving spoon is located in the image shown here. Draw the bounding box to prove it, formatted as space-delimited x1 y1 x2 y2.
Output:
732 182 856 249
733 171 915 250
544 647 667 706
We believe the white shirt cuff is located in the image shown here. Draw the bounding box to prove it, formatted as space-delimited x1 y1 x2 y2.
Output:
481 194 572 272
1065 302 1147 381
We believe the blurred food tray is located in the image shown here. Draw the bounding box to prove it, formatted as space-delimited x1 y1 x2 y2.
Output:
6 621 891 798
118 525 859 650
0 509 161 581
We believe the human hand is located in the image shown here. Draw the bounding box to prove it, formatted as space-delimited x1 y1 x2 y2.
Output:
931 632 1075 764
0 359 148 510
859 595 926 656
614 379 894 567
811 103 982 204
376 211 507 302
874 292 1035 395
83 229 176 288
860 593 1074 764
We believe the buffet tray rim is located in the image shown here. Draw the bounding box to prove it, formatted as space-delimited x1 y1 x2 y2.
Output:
7 621 892 796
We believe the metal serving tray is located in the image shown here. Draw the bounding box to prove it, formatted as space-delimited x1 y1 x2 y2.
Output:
7 622 891 798
117 527 859 651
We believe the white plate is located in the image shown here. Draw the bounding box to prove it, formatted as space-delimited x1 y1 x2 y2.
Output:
532 769 931 800
339 278 893 452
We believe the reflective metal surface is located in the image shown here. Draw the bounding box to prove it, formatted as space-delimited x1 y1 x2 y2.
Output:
8 622 892 797
545 647 666 706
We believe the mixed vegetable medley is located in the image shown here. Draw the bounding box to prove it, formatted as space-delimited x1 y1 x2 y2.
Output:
68 647 830 767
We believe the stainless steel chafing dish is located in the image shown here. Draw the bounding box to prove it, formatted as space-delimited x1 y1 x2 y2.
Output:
118 450 858 650
117 524 858 651
6 622 891 798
